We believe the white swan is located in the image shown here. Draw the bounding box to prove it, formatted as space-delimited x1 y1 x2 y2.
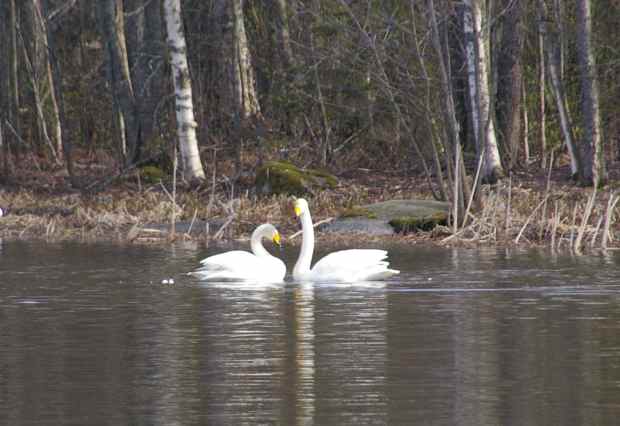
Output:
292 198 399 282
192 223 286 282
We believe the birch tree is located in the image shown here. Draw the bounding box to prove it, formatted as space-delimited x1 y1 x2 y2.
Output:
576 0 606 187
461 2 480 154
163 0 206 182
463 0 503 183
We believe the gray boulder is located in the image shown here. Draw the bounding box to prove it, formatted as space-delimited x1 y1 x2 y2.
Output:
320 199 450 235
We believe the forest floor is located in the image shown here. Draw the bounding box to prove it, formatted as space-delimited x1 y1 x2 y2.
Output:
0 153 619 254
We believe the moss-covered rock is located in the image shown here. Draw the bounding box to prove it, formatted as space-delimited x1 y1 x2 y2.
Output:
389 211 449 233
323 199 450 235
339 206 377 219
255 160 337 196
140 165 166 184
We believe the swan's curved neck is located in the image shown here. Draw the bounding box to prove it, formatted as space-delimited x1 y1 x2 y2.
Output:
251 232 270 257
293 211 314 278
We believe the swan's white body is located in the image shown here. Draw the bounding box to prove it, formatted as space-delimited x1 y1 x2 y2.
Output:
192 224 286 283
292 198 399 282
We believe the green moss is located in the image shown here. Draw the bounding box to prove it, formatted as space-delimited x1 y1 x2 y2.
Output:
140 165 165 184
389 211 449 234
256 161 338 196
307 168 338 188
339 207 378 219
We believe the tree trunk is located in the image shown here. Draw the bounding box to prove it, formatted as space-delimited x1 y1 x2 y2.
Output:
96 0 141 166
461 2 481 155
273 0 294 70
21 0 61 163
495 0 524 170
215 0 262 172
538 0 581 180
163 0 206 182
232 0 261 119
8 0 21 168
538 25 547 168
428 0 470 218
576 0 606 187
125 0 165 159
32 0 63 159
0 1 9 179
466 0 503 184
41 0 77 187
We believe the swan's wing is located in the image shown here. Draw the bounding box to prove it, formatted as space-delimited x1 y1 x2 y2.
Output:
310 249 399 282
193 251 285 282
199 250 253 269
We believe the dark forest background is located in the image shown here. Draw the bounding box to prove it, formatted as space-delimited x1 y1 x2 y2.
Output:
1 0 618 199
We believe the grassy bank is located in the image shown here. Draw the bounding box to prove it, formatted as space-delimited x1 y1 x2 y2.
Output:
0 165 618 255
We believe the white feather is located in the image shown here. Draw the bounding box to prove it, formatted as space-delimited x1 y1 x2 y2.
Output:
191 224 286 283
292 199 399 283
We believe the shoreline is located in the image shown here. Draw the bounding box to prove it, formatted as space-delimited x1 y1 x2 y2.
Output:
1 170 618 256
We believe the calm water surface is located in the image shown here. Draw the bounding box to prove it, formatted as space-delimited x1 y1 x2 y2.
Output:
1 240 620 425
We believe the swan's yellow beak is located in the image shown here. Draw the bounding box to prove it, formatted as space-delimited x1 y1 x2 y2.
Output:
272 232 281 246
294 205 301 217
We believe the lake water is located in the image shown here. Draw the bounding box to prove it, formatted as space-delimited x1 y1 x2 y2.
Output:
1 240 620 425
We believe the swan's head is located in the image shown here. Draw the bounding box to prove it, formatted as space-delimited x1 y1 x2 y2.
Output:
293 198 309 217
255 223 281 246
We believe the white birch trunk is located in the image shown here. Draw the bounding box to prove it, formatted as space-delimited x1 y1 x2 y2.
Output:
163 0 205 181
462 4 480 153
466 0 503 182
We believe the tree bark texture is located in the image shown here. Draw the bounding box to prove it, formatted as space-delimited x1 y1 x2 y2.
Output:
41 0 76 187
125 0 165 155
273 0 295 70
461 2 480 154
8 0 21 167
538 25 547 167
97 0 141 165
163 0 206 182
428 0 470 216
496 0 524 170
464 0 503 183
0 1 9 178
576 0 606 187
538 0 581 179
231 0 261 120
